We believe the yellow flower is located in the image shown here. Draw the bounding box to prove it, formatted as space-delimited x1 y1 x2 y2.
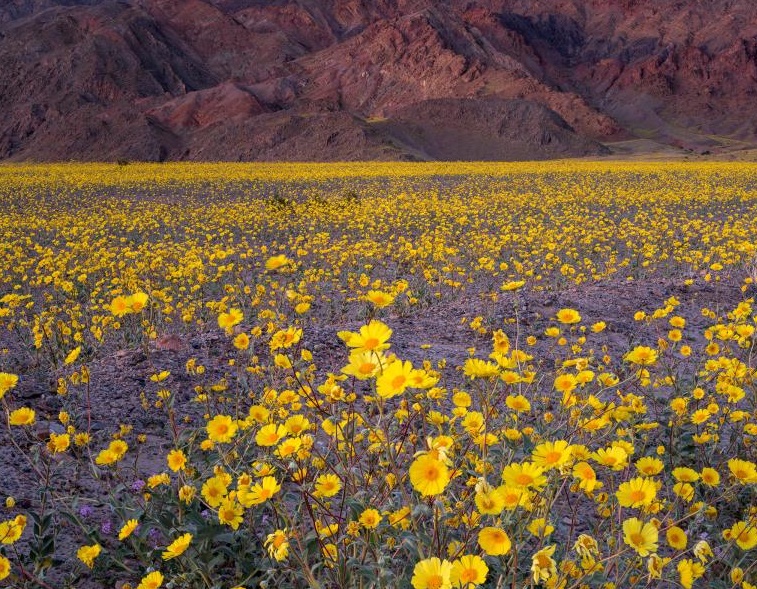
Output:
677 559 705 589
527 518 555 538
692 540 713 563
673 482 695 502
265 254 293 271
728 458 757 484
409 454 450 496
572 462 598 492
166 449 187 472
616 477 657 508
316 521 339 538
264 529 289 561
338 320 392 353
8 407 35 426
573 534 599 559
723 521 757 550
666 525 688 550
450 554 488 588
635 456 664 476
218 498 244 529
269 327 302 350
179 485 196 504
463 358 500 379
365 290 395 308
136 571 164 589
64 346 81 365
553 373 577 393
412 557 452 589
341 351 384 379
502 462 546 490
233 332 250 350
76 543 101 569
150 370 170 382
130 291 149 312
162 533 192 560
47 432 70 453
110 295 130 317
201 476 228 508
647 554 671 580
255 423 287 447
118 519 139 541
531 440 572 470
388 507 411 529
592 446 628 471
322 542 338 565
690 409 710 425
732 567 745 584
206 415 237 443
477 527 511 556
0 372 18 399
672 467 699 483
358 508 381 529
556 308 581 324
376 359 414 398
531 545 557 583
0 515 26 544
499 485 531 510
505 394 530 413
248 405 270 423
625 346 658 365
238 476 281 507
544 326 560 337
217 308 243 330
148 473 170 488
623 518 658 556
313 473 342 498
475 485 505 515
0 555 10 581
501 280 525 291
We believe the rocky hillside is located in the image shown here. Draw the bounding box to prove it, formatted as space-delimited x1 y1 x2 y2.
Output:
1 0 756 161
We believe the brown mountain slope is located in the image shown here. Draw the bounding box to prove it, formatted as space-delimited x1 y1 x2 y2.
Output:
1 0 756 161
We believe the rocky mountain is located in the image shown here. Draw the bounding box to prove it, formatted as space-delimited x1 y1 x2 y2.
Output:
1 0 756 161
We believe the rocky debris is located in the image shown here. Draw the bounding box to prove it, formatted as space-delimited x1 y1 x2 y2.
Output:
1 0 757 161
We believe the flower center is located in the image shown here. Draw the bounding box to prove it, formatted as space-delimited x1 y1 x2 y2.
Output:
544 451 561 464
516 473 533 486
629 490 646 502
363 337 379 350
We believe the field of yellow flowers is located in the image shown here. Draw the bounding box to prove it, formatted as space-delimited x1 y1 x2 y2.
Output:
0 161 756 589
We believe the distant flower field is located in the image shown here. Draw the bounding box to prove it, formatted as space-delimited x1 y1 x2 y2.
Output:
0 161 756 589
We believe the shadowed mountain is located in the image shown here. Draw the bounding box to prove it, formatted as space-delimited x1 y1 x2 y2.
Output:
2 0 756 161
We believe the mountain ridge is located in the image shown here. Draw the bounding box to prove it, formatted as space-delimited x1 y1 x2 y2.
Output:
2 0 756 161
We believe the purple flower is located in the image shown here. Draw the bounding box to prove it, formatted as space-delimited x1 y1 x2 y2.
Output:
147 527 161 548
131 479 146 492
101 521 113 535
79 505 94 518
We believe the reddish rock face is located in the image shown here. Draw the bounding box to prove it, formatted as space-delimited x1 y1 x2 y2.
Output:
1 0 756 160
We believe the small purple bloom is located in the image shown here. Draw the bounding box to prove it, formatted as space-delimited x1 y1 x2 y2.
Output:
131 479 146 492
147 527 161 548
101 521 113 535
79 505 94 518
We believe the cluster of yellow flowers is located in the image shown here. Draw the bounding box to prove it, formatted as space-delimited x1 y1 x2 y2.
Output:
0 162 756 588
